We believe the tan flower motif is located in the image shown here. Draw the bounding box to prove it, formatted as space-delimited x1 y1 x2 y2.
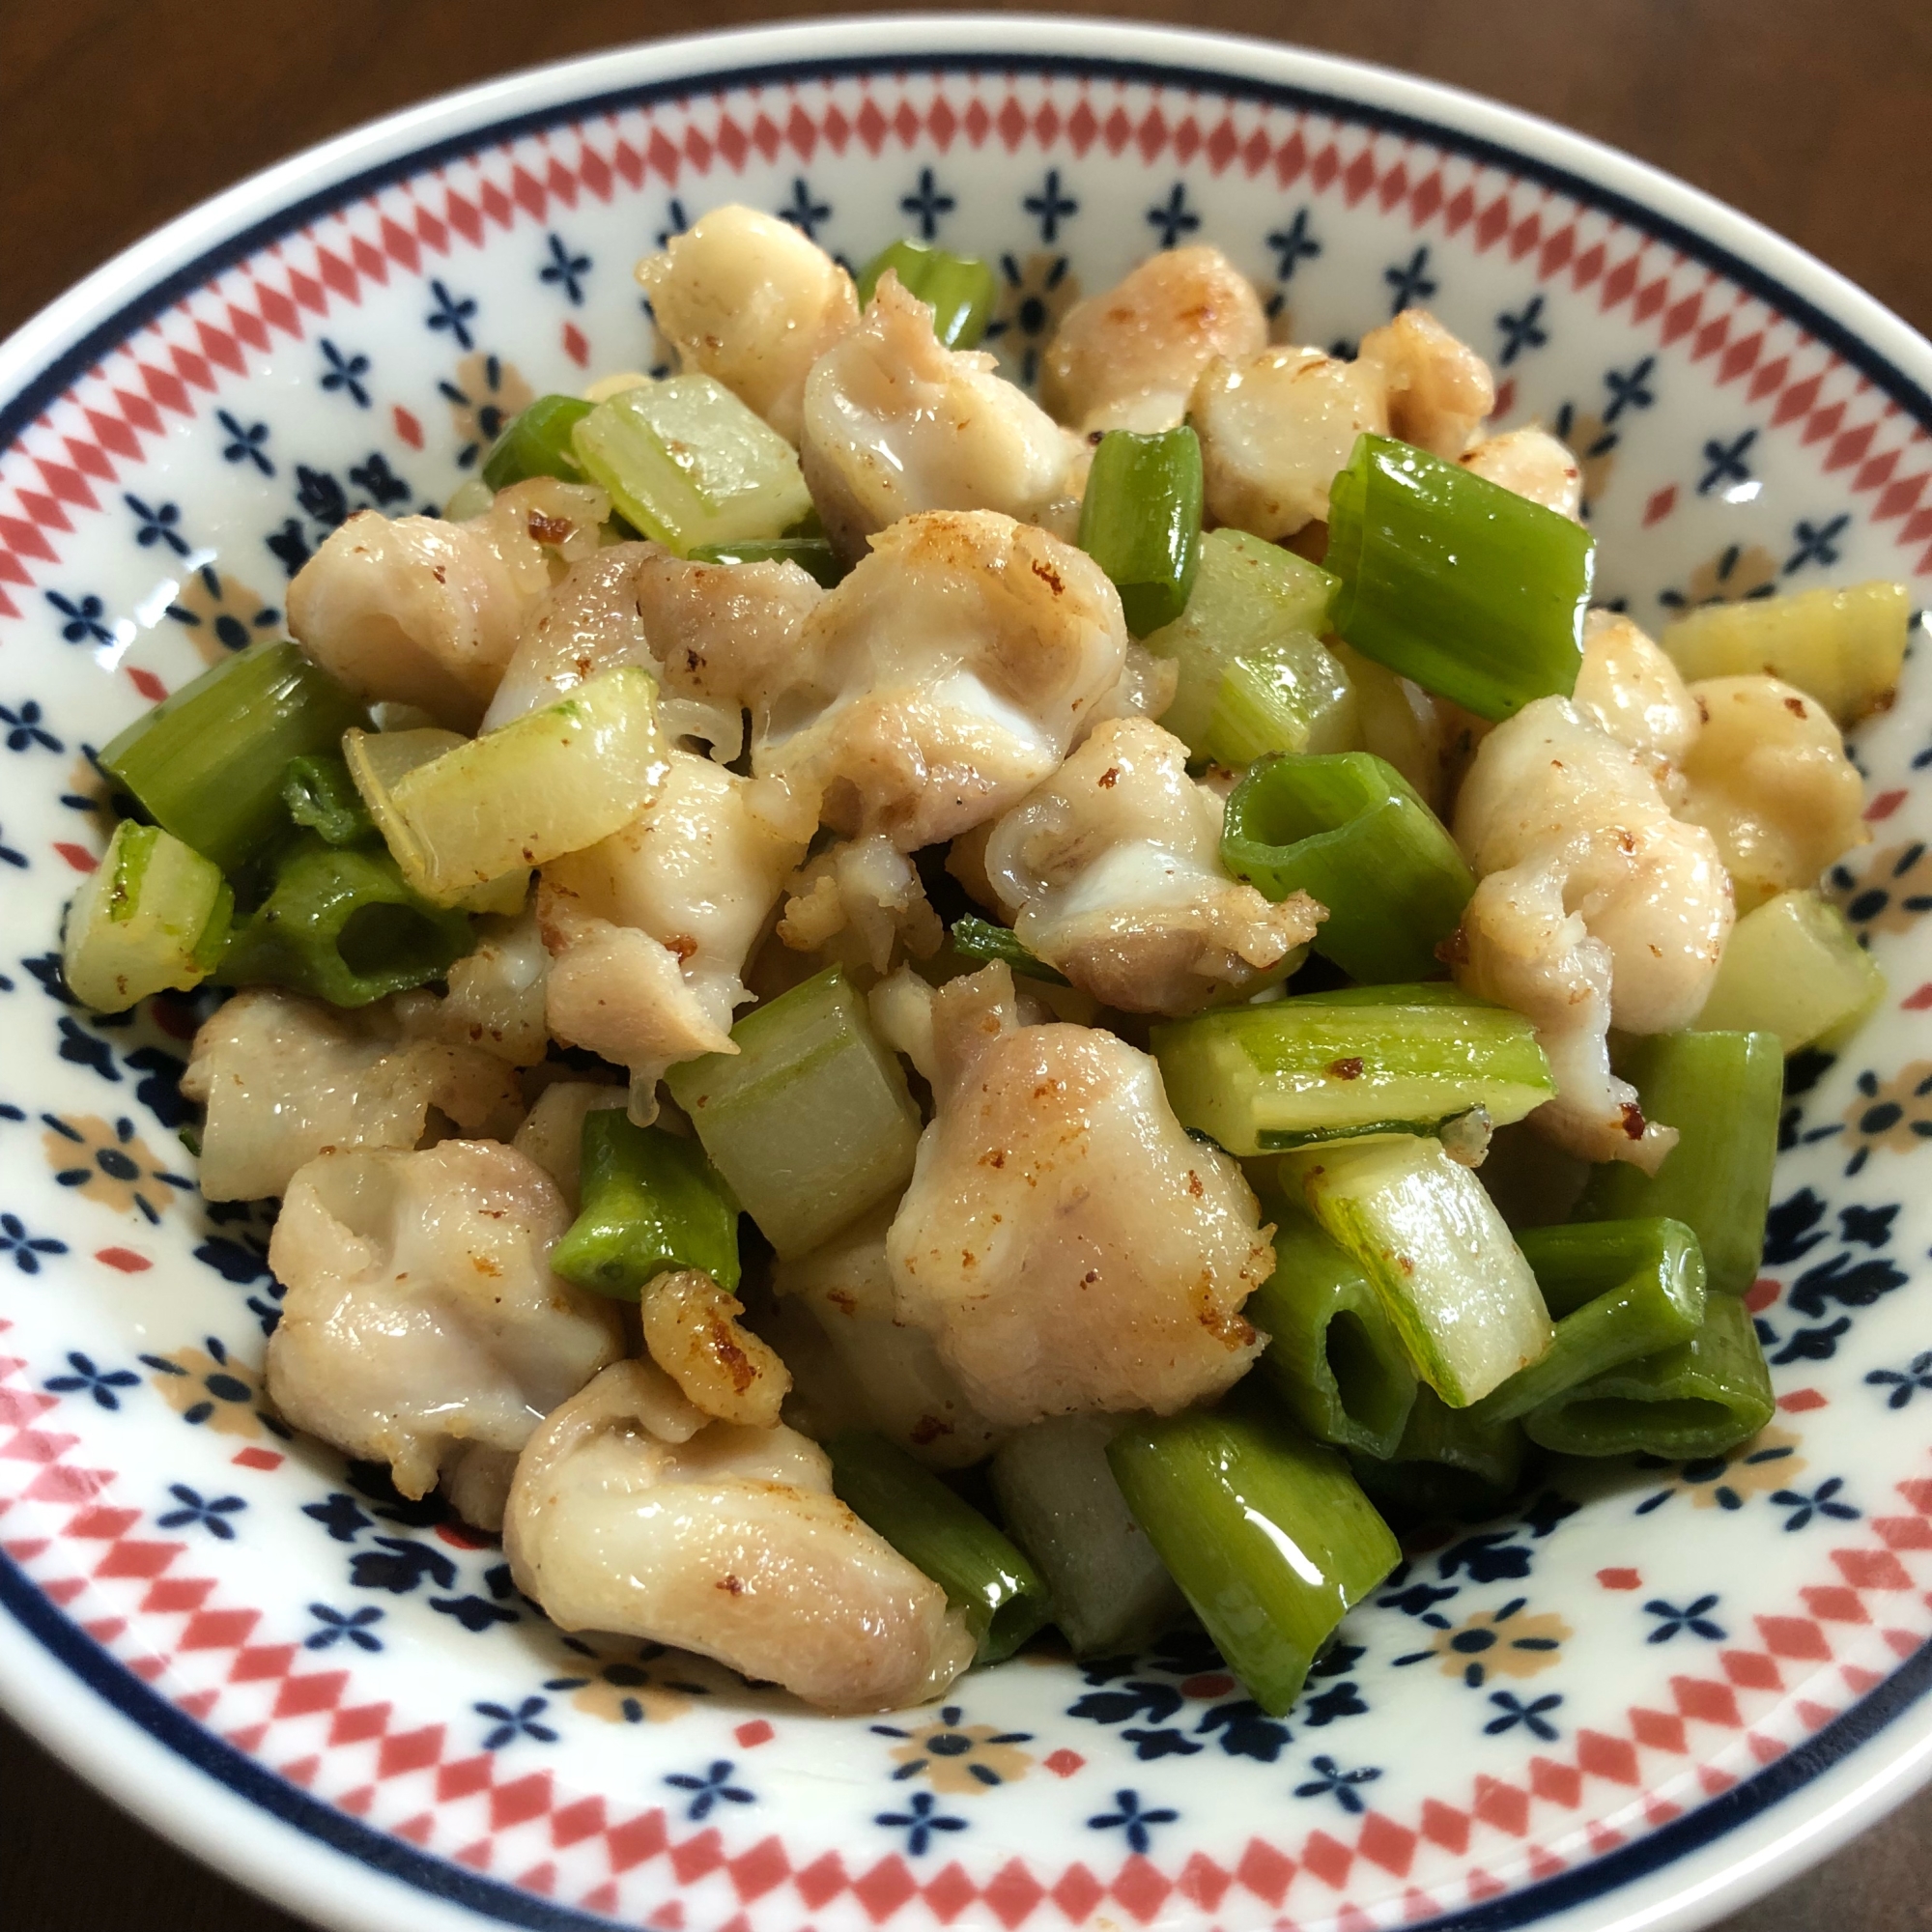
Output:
1661 543 1780 613
1414 1599 1570 1688
544 1640 732 1725
1839 1063 1932 1173
43 1113 191 1222
1830 841 1932 940
165 563 283 667
146 1339 278 1438
986 252 1080 389
1644 1421 1805 1510
874 1703 1035 1794
61 754 115 827
442 352 534 469
1555 406 1616 512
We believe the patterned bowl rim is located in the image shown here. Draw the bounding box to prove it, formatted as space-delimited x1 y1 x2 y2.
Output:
6 17 1932 1932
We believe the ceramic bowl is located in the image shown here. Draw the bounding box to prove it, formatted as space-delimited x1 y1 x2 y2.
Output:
4 18 1932 1932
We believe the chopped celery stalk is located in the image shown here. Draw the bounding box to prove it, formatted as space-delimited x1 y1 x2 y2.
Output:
214 834 472 1007
1575 1031 1781 1296
1351 1386 1525 1525
665 966 921 1257
99 640 368 871
948 915 1069 985
1466 1219 1707 1426
282 753 376 847
856 240 998 350
1283 1135 1553 1407
480 393 593 491
343 667 668 905
827 1433 1049 1662
1660 580 1910 726
1077 428 1204 638
550 1111 740 1298
62 820 232 1012
1109 1401 1399 1716
1247 1202 1418 1459
1141 527 1340 753
1326 433 1594 720
1524 1292 1775 1459
1223 753 1475 982
1205 630 1358 766
570 376 812 556
1696 890 1885 1053
990 1416 1186 1658
1151 990 1551 1156
686 537 845 587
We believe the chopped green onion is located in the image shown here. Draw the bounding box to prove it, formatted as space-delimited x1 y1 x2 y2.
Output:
343 666 668 905
1077 427 1204 638
99 640 368 871
948 915 1069 985
989 1415 1186 1658
215 834 472 1008
1204 631 1358 767
1246 1202 1418 1459
1523 1292 1775 1459
1466 1219 1708 1426
480 393 593 491
1223 753 1475 982
1326 434 1593 721
1142 527 1340 754
1351 1386 1526 1525
1575 1031 1781 1296
665 965 921 1258
1696 890 1886 1054
282 753 376 847
1151 988 1551 1156
1660 580 1910 726
549 1111 741 1298
1283 1134 1553 1407
856 240 998 350
828 1433 1049 1662
571 376 812 557
1108 1399 1400 1716
686 536 845 587
61 820 232 1012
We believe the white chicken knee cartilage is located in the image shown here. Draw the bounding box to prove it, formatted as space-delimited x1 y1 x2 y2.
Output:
777 835 943 974
1573 611 1701 792
1355 308 1496 460
265 1141 624 1528
639 1269 791 1429
409 902 550 1065
502 1359 974 1714
886 963 1272 1426
1461 427 1584 520
981 718 1321 1016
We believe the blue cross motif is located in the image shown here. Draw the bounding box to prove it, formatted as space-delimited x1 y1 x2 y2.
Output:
45 591 114 646
1644 1594 1726 1642
1023 169 1079 243
1382 245 1437 315
426 279 479 350
778 178 831 242
318 340 371 408
1145 183 1201 249
1770 1476 1859 1530
540 231 593 306
125 495 189 557
45 1350 139 1411
156 1483 246 1540
665 1758 753 1820
1785 514 1851 573
1602 355 1657 422
1293 1754 1383 1814
0 701 60 753
900 167 956 240
1697 429 1758 496
0 1210 65 1269
216 410 274 474
875 1790 969 1856
1266 208 1321 283
305 1604 384 1652
1086 1788 1179 1854
475 1695 556 1749
1483 1691 1563 1741
1868 1350 1932 1408
1495 293 1548 366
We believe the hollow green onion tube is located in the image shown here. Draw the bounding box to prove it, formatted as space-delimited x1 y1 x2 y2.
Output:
282 753 376 847
857 240 999 350
1350 1386 1526 1527
1326 434 1594 721
1575 1031 1781 1296
1077 428 1205 638
1465 1219 1708 1426
1151 987 1551 1156
61 820 232 1012
948 915 1070 986
549 1111 741 1298
215 834 472 1008
1205 632 1357 768
666 965 921 1257
480 394 594 491
1223 752 1476 982
828 1433 1049 1662
1247 1203 1418 1459
100 640 368 872
1108 1401 1400 1716
686 537 845 587
1523 1292 1775 1459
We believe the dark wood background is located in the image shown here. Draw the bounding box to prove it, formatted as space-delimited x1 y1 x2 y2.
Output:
3 2 1931 1927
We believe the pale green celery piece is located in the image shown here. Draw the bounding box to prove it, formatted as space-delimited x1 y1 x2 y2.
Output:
62 820 232 1012
1151 992 1552 1156
1204 630 1359 766
1283 1134 1552 1407
343 667 667 905
570 376 812 556
1696 889 1886 1054
665 965 921 1258
1140 527 1340 753
991 1414 1187 1658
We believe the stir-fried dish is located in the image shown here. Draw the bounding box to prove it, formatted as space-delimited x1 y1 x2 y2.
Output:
64 207 1910 1718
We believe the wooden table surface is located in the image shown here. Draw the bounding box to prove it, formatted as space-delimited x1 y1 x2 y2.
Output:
3 1 1931 1927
